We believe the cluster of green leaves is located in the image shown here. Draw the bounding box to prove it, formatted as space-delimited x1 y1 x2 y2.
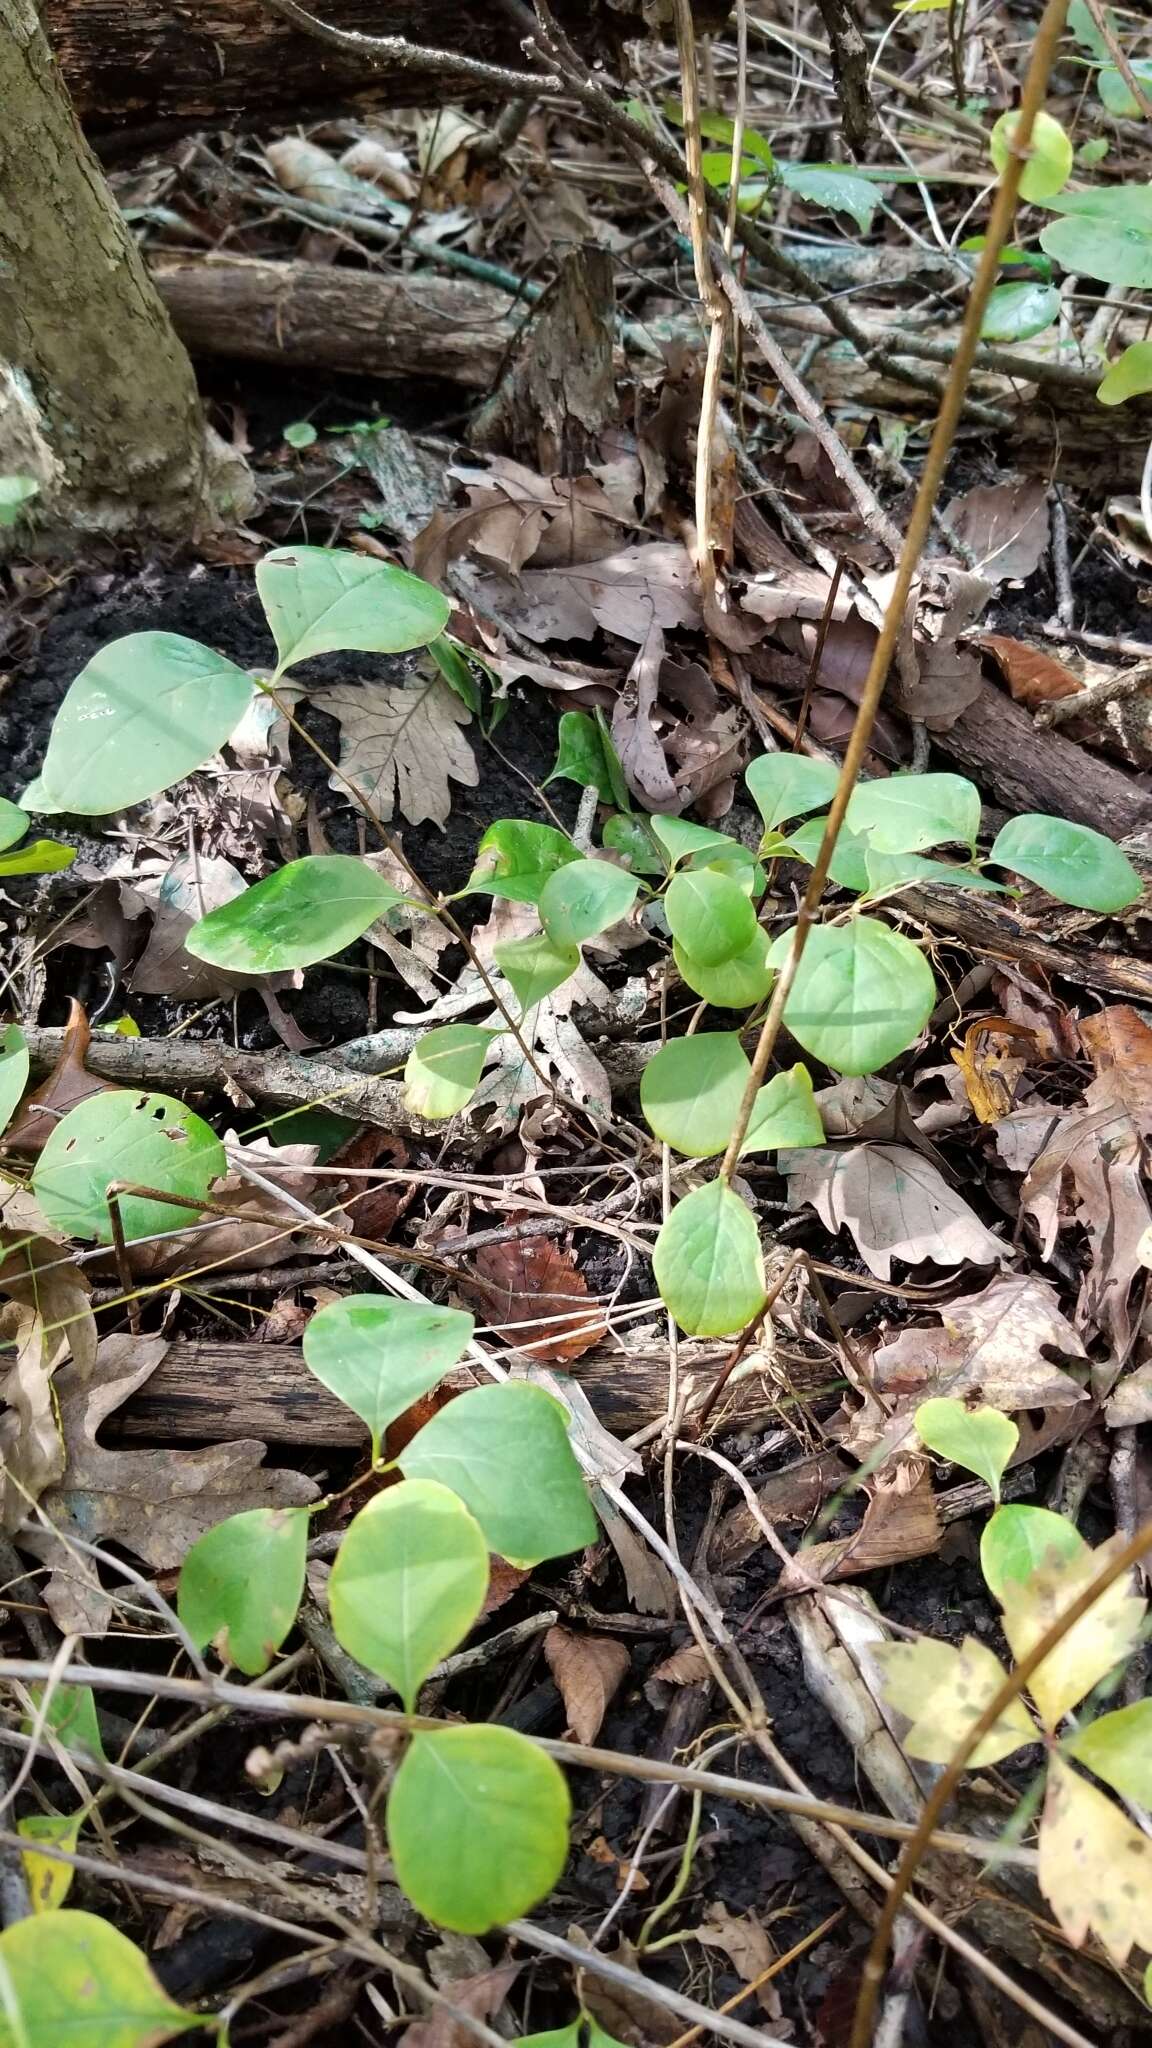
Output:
662 99 882 232
881 1396 1152 1973
0 795 74 880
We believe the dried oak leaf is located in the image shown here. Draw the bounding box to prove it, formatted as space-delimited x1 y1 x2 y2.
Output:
975 633 1082 708
780 1141 1005 1279
544 1623 629 1744
871 1273 1089 1414
22 1334 319 1636
947 477 1050 584
456 1237 606 1363
325 671 478 829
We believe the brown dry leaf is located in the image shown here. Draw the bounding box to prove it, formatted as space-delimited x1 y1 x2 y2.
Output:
947 478 1050 584
871 1273 1089 1414
325 672 478 829
508 542 701 646
127 1135 331 1282
975 633 1083 708
456 1238 606 1363
689 1903 779 1992
362 845 452 1003
544 1624 629 1744
22 1335 318 1635
781 1142 1005 1279
339 135 417 202
1039 1755 1152 1965
479 1555 531 1619
648 1642 712 1686
3 1002 117 1158
265 137 398 217
568 1929 683 2047
611 621 680 812
0 1227 98 1527
778 1459 941 1587
413 462 621 580
585 1835 651 1893
896 569 991 730
402 1963 520 2048
950 1017 1036 1123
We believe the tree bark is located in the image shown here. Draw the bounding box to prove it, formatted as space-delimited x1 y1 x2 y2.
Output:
0 0 245 549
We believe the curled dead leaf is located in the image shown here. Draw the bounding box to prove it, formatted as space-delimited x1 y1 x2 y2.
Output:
975 633 1082 709
3 1002 117 1158
544 1623 629 1745
455 1237 607 1363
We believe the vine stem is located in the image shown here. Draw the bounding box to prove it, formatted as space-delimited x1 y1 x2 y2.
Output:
849 1509 1152 2048
718 0 1072 1184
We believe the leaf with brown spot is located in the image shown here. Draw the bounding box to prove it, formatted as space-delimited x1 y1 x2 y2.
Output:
544 1623 629 1744
456 1237 606 1363
975 633 1083 708
872 1634 1035 1766
1039 1756 1152 1964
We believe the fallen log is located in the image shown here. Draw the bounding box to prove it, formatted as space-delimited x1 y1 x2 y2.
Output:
934 679 1152 839
153 258 523 392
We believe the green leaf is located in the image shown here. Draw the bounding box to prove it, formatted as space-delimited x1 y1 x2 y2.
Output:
653 1179 767 1336
33 1090 225 1244
1097 341 1152 405
388 1725 570 1932
783 816 871 892
641 1033 750 1157
990 108 1073 202
863 847 1006 895
302 1294 474 1459
493 931 580 1014
1067 0 1111 58
1098 59 1152 119
26 633 254 816
980 1503 1087 1606
283 420 318 449
664 868 758 966
0 1909 198 2046
649 815 737 867
401 1382 595 1565
767 919 935 1074
427 635 481 714
465 821 580 904
845 772 981 853
547 710 630 809
23 1685 106 1764
0 840 76 877
1068 1699 1152 1804
1040 185 1152 289
778 161 880 230
664 101 776 168
539 858 639 948
0 800 28 854
915 1399 1018 1501
980 280 1060 341
185 853 406 972
178 1506 309 1676
989 814 1141 911
742 1063 824 1155
602 814 664 875
404 1023 493 1119
18 1814 81 1915
1078 135 1110 165
256 546 450 673
0 1026 29 1140
328 1479 489 1710
513 2029 583 2048
0 477 39 529
673 929 775 1009
745 753 840 831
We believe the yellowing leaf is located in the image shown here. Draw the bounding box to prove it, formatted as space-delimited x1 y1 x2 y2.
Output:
18 1813 81 1913
1040 1756 1152 1964
871 1635 1035 1766
1001 1536 1145 1730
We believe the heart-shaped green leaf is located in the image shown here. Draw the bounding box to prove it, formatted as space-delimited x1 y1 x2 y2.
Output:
33 1090 225 1243
404 1023 493 1119
0 798 28 854
0 1909 198 2046
1097 341 1152 405
1068 1699 1152 1805
539 858 639 947
26 634 254 816
0 1024 29 1139
465 821 581 904
0 839 76 877
1097 59 1152 119
980 280 1060 341
779 162 879 231
742 1063 824 1154
980 1503 1087 1605
989 814 1141 911
641 1033 750 1157
256 547 450 673
302 1294 474 1459
845 772 981 853
400 1381 596 1566
493 931 580 1014
388 1725 569 1931
1040 185 1152 290
990 108 1073 201
547 710 630 809
329 1479 490 1709
653 1179 767 1336
185 854 406 972
665 868 758 966
745 753 840 831
915 1398 1018 1501
673 928 774 1008
178 1506 309 1675
768 919 935 1073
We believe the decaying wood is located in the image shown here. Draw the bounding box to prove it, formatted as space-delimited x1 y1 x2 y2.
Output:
900 884 1152 1004
935 681 1152 840
110 1340 792 1445
153 259 523 392
471 246 618 472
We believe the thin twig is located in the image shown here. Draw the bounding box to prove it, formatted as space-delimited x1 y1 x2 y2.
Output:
259 0 558 91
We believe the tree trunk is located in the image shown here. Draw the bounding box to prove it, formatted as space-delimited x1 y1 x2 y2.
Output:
0 0 245 549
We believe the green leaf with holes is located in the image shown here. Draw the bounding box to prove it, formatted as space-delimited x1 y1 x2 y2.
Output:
1040 185 1152 290
33 1090 225 1243
845 772 980 853
1068 1700 1152 1804
465 821 581 904
0 800 28 854
989 814 1141 911
0 1024 29 1140
980 1503 1087 1605
915 1399 1018 1501
178 1506 309 1676
980 280 1060 341
493 931 581 1014
24 634 254 816
665 868 758 965
329 1480 490 1710
404 1023 493 1119
653 1179 766 1336
186 853 406 972
0 1909 199 2046
1097 341 1152 405
745 753 840 831
302 1294 474 1460
989 108 1073 201
256 546 450 673
673 928 775 1009
768 918 934 1074
400 1381 596 1566
388 1724 570 1931
539 858 639 947
641 1033 750 1157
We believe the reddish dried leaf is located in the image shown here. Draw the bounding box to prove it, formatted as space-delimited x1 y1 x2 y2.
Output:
976 633 1082 708
3 1001 118 1157
458 1237 606 1362
402 1963 520 2048
480 1554 531 1619
544 1623 629 1744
